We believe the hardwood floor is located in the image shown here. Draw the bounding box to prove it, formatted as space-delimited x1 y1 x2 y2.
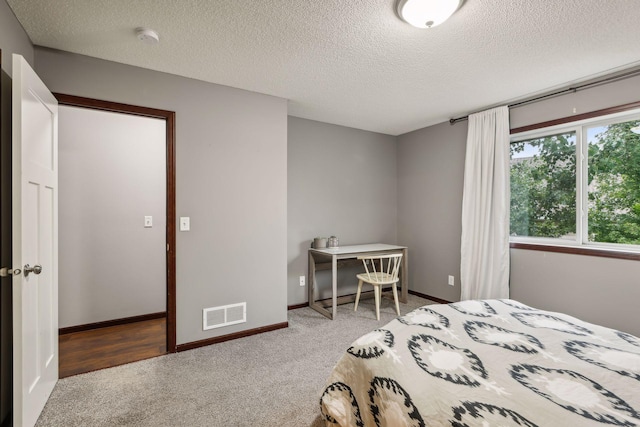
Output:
59 317 167 378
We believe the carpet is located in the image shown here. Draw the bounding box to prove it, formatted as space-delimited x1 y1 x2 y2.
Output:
36 294 433 426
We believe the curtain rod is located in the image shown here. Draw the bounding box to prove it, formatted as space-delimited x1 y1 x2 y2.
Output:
448 68 640 125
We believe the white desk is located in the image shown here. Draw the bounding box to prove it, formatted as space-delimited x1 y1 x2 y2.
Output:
308 243 408 320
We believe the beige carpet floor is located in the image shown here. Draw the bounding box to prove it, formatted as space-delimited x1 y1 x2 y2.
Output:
36 294 434 427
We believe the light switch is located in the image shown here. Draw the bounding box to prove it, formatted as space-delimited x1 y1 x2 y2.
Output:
180 217 190 231
144 216 153 228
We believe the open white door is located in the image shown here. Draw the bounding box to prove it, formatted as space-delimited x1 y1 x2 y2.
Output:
12 54 58 427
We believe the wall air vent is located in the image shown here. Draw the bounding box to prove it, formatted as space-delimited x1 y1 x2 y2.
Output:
203 302 247 330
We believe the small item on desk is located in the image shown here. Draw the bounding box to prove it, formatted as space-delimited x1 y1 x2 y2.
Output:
327 236 339 248
313 237 327 249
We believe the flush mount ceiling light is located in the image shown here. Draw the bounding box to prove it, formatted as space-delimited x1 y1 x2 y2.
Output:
135 27 159 44
396 0 463 29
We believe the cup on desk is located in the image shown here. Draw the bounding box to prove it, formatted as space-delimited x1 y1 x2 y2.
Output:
313 237 327 248
327 236 339 248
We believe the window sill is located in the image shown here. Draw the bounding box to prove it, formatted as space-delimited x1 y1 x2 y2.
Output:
509 242 640 261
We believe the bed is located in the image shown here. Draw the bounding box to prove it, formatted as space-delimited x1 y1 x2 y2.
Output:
320 299 640 426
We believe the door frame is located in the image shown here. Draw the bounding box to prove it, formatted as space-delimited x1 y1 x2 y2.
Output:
0 48 12 427
53 93 177 353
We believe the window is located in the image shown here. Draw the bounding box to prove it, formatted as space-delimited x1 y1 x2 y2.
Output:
510 109 640 251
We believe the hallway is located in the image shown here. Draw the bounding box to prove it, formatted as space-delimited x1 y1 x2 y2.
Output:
59 318 166 378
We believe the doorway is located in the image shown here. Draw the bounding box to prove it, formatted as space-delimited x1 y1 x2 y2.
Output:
54 94 176 375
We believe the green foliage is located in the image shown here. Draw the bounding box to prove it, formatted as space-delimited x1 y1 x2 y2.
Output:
587 121 640 244
510 120 640 245
510 132 576 238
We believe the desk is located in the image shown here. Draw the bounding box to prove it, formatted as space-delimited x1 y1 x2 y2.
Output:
308 243 408 320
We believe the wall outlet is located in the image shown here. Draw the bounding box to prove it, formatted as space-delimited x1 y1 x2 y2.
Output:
448 275 455 286
299 275 305 287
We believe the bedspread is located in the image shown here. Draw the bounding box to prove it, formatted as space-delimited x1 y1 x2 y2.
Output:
320 299 640 426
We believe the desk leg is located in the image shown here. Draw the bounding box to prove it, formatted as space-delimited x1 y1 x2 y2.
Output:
308 251 315 308
401 248 408 303
332 255 337 318
308 251 333 320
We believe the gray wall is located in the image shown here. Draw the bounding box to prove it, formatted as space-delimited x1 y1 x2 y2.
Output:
397 120 468 302
510 249 640 336
287 117 397 305
0 0 33 75
0 0 34 423
397 73 640 337
58 106 166 328
34 47 288 345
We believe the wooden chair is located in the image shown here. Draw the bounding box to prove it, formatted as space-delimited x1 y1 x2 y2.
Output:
354 253 403 320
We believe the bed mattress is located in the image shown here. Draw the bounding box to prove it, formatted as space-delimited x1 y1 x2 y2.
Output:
320 299 640 426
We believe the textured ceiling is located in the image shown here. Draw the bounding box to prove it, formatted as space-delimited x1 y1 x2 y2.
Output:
7 0 640 135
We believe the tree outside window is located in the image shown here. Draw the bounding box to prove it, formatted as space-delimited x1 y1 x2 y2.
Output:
587 121 640 245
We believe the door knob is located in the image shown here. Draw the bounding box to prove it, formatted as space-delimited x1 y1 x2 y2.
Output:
0 267 22 277
23 264 42 278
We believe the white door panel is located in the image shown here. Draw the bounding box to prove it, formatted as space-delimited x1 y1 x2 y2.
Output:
12 54 58 427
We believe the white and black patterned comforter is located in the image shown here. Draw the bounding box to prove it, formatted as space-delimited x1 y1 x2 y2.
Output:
320 299 640 426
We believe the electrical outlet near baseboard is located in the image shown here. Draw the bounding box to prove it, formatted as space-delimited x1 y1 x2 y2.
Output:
299 275 306 287
448 275 455 286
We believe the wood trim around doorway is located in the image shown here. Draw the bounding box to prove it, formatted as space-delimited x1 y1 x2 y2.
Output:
53 93 178 353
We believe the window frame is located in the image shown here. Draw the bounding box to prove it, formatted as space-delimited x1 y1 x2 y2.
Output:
509 106 640 254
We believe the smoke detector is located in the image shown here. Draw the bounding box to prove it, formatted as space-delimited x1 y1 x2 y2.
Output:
136 27 159 44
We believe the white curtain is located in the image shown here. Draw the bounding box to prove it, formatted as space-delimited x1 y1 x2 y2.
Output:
460 106 510 300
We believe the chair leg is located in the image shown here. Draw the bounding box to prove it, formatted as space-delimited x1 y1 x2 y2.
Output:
374 285 380 321
392 283 400 316
354 280 363 311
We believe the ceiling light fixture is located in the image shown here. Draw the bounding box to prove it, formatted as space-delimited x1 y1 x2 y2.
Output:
136 27 160 44
396 0 462 29
631 125 640 135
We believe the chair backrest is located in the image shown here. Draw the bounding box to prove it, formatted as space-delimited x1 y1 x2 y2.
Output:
357 253 403 284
